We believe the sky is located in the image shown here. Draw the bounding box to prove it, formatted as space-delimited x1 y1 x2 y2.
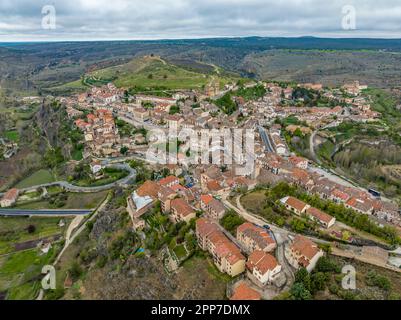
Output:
0 0 401 41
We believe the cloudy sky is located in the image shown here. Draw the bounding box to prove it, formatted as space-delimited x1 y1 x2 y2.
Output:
0 0 400 41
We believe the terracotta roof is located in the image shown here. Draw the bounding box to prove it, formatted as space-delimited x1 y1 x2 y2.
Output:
246 250 279 275
237 223 275 249
331 189 350 201
292 168 311 182
214 238 244 265
134 107 148 114
136 180 160 198
196 218 220 237
306 207 334 224
165 114 182 122
159 175 179 187
289 156 308 165
282 196 308 212
197 218 245 266
171 198 195 218
234 176 256 187
346 197 374 213
230 282 261 301
1 188 19 201
157 186 176 201
291 235 321 263
207 180 223 192
170 184 187 192
200 194 214 205
208 199 226 214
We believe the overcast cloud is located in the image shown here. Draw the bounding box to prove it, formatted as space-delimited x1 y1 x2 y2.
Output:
0 0 400 41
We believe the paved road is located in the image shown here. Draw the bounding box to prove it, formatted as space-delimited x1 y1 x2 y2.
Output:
0 209 92 216
215 222 248 253
18 163 136 194
258 126 274 153
222 193 295 288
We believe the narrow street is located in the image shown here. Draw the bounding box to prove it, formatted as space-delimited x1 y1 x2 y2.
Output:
221 193 295 289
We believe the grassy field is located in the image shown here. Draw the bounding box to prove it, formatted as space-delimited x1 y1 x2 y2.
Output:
173 244 187 260
0 215 70 300
15 191 108 210
177 255 229 299
0 216 70 255
15 169 55 189
88 56 236 91
4 130 19 142
240 191 267 214
0 247 59 300
46 79 87 95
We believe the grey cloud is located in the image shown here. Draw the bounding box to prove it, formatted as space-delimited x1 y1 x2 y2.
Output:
0 0 400 41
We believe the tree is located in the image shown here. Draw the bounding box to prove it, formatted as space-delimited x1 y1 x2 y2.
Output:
294 267 311 292
290 218 306 233
120 146 128 155
44 147 65 168
220 211 245 234
290 283 312 300
26 224 36 234
311 272 327 293
215 92 237 115
169 105 180 115
69 262 83 281
185 233 197 251
315 256 340 273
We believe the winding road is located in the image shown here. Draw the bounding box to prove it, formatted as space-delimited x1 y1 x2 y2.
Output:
0 162 135 216
20 163 136 194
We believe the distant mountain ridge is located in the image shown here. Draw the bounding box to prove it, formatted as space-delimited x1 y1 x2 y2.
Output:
1 36 401 95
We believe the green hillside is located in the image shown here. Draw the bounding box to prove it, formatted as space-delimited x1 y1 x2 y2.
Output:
87 55 237 91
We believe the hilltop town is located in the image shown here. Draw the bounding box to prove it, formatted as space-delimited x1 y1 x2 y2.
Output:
1 56 401 301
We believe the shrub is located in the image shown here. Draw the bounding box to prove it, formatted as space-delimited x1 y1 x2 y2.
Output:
315 256 341 273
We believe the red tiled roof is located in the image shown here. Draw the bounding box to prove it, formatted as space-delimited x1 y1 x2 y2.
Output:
1 188 18 201
171 198 194 217
170 184 187 192
157 186 176 201
207 180 223 192
306 207 334 224
230 282 261 301
289 156 307 165
246 250 278 275
237 223 275 248
291 235 321 262
196 218 220 237
196 218 245 266
200 194 214 205
283 196 308 212
331 189 349 201
159 175 179 187
136 180 160 198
